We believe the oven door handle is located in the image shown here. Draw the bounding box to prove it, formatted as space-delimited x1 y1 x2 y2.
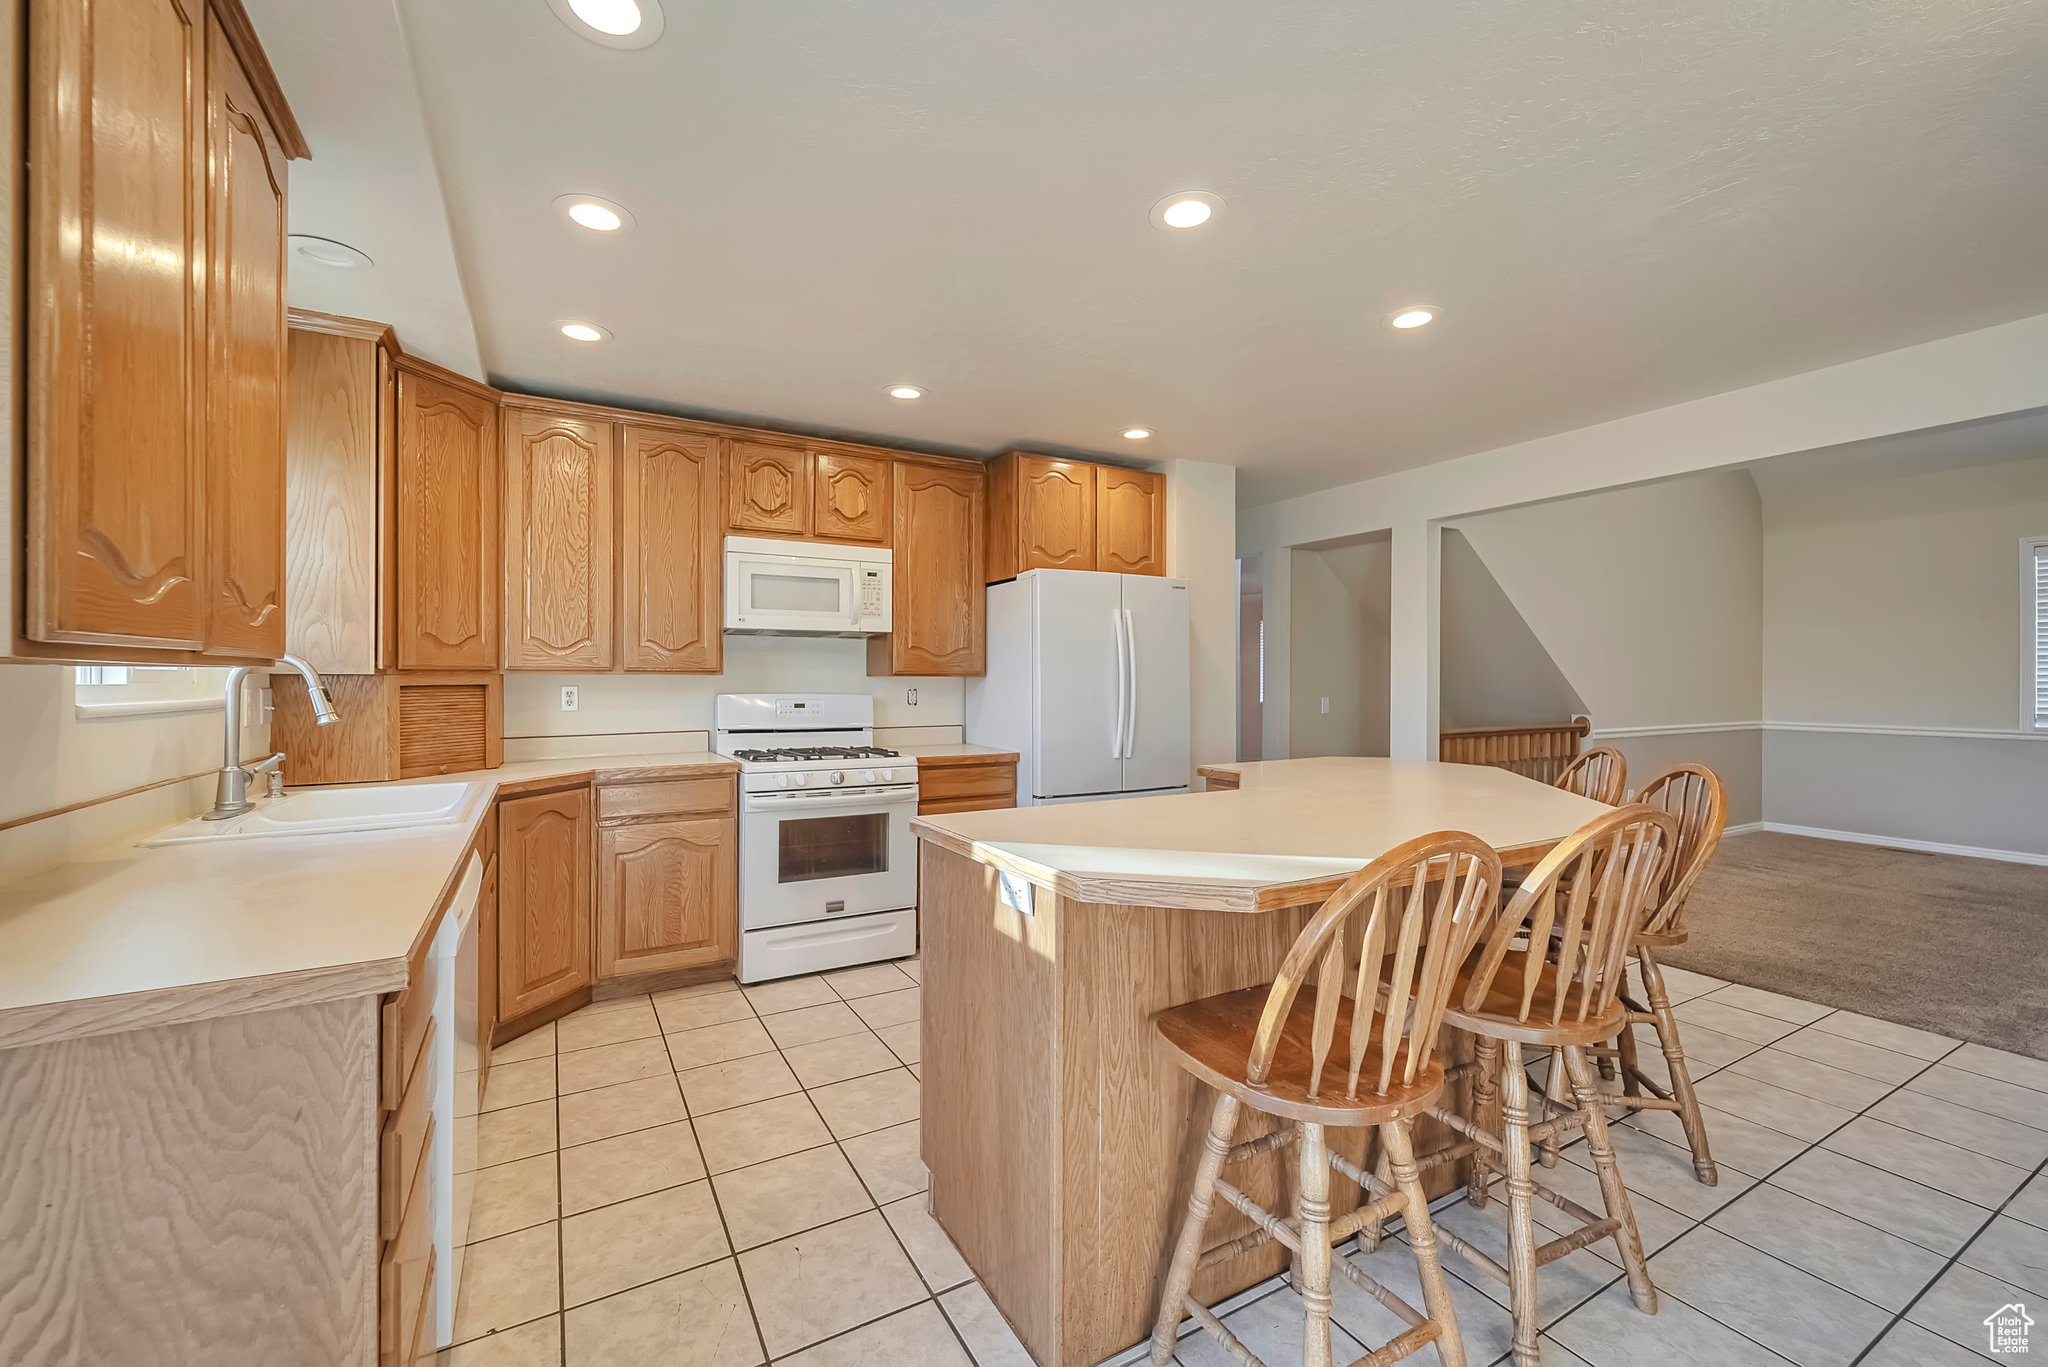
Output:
744 789 919 814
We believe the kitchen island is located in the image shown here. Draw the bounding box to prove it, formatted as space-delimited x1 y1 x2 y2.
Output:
910 756 1610 1367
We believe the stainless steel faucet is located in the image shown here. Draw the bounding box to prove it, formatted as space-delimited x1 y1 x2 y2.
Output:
203 654 340 821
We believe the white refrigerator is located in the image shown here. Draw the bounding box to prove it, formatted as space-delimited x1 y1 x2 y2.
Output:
966 570 1192 805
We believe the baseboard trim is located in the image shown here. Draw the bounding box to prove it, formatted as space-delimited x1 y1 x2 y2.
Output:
1589 721 1761 738
1722 821 1765 837
1753 821 2048 868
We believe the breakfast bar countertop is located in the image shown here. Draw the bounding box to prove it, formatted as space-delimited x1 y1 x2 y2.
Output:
0 751 737 1052
910 755 1610 913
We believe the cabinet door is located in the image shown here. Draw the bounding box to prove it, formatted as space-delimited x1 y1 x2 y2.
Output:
872 461 985 676
812 451 891 544
203 15 290 658
394 370 500 670
621 427 722 672
504 409 615 670
1095 466 1166 576
725 441 811 536
25 0 209 649
283 329 383 674
1017 457 1097 573
596 817 737 978
497 788 593 1022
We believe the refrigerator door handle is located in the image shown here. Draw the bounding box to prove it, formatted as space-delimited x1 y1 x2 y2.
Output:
1112 608 1128 758
1122 607 1138 758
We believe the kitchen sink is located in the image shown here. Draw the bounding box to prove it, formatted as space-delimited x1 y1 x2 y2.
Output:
143 781 485 845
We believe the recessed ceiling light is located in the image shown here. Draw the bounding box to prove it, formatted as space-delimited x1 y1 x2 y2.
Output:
1149 191 1224 232
556 320 611 343
553 194 634 233
287 234 372 271
546 0 664 48
1385 305 1441 330
1121 427 1154 441
886 384 926 401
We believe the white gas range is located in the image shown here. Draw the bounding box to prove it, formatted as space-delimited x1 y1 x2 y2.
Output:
714 694 920 983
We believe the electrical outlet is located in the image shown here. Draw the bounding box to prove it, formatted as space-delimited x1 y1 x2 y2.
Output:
560 685 579 712
1319 696 1331 714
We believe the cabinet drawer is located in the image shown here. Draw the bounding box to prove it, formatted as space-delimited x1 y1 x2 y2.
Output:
379 959 435 1111
917 761 1016 806
379 1111 436 1365
596 775 735 823
918 793 1017 816
380 1015 437 1241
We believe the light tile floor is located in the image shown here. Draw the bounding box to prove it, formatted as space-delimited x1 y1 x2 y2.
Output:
445 957 2048 1367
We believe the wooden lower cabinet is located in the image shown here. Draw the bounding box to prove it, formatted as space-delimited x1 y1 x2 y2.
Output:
496 787 593 1022
596 816 738 978
915 755 1019 815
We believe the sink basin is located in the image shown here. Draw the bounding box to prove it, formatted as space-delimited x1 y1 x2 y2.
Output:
144 781 484 845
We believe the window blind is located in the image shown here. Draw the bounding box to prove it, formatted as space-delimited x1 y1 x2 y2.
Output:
2031 538 2048 731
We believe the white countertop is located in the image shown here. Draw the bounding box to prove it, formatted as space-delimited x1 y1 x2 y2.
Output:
892 743 1020 763
911 756 1611 913
0 751 735 1051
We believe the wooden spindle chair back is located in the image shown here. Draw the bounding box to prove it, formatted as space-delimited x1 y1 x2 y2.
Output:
1555 746 1627 805
1631 764 1727 941
1462 804 1676 1031
1245 832 1503 1104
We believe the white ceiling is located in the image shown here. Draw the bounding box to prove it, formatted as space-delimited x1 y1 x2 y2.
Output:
253 0 2048 502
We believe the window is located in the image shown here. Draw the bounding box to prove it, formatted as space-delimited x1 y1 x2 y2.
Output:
73 665 228 718
2029 537 2048 733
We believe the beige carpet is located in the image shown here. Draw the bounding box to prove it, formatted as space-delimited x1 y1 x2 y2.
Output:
1662 830 2048 1060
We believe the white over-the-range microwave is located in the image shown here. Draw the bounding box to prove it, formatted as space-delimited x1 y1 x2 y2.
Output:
724 536 893 636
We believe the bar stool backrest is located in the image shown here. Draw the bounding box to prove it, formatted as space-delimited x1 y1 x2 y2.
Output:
1632 764 1727 939
1463 804 1676 1030
1246 832 1503 1103
1556 747 1628 805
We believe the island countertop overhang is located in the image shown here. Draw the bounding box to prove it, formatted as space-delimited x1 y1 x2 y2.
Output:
910 756 1613 913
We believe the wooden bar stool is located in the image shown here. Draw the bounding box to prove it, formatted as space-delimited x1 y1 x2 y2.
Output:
1147 832 1505 1367
1385 804 1677 1367
1554 747 1627 805
1540 765 1728 1183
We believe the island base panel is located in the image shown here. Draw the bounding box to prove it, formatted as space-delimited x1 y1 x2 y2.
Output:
922 845 1481 1367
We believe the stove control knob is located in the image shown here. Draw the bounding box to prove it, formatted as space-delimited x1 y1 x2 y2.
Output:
776 774 788 789
861 769 877 784
794 773 810 787
830 770 846 786
881 768 895 783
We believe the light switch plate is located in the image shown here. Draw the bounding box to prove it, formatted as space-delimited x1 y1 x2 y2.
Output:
1320 696 1331 714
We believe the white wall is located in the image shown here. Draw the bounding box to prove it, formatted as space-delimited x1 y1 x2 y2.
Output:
1439 529 1585 730
1450 470 1764 730
1166 459 1240 781
1758 449 2048 858
502 636 965 750
1285 541 1390 759
1240 312 2048 752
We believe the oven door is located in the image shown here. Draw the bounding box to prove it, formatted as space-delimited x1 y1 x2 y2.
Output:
741 785 918 929
726 548 859 633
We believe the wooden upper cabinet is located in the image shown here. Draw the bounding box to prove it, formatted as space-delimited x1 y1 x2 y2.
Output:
283 324 386 675
986 453 1098 582
504 409 616 671
498 787 593 1022
812 451 892 544
870 460 985 677
621 427 722 673
203 9 290 659
24 0 210 650
1095 466 1166 576
596 816 737 979
393 368 500 671
726 441 811 537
